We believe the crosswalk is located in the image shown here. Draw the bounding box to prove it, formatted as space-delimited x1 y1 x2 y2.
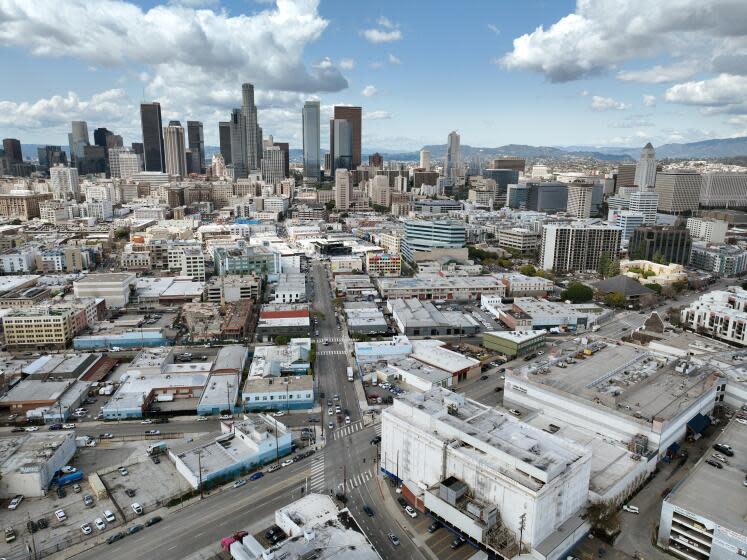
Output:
317 350 346 356
332 420 364 440
309 453 326 493
336 469 375 492
315 337 347 343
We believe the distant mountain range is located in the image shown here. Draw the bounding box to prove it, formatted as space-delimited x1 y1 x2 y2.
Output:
19 135 747 164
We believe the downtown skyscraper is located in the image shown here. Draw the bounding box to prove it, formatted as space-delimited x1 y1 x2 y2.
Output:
302 100 320 179
228 82 262 178
187 121 205 174
164 121 187 178
444 130 461 182
332 106 361 168
140 102 165 172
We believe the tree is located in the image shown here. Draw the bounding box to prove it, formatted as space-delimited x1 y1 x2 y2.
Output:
274 335 290 345
519 264 537 277
644 283 662 294
561 282 594 303
604 292 627 308
608 258 620 277
114 227 130 240
652 251 666 264
671 280 688 293
597 252 612 278
325 200 335 211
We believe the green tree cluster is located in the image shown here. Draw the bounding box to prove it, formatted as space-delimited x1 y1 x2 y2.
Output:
561 282 594 303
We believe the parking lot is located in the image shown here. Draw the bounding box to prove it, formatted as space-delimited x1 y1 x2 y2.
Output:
99 451 190 516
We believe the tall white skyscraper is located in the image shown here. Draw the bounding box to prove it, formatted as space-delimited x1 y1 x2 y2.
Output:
629 190 659 225
164 121 187 178
334 168 352 210
302 100 320 179
634 142 657 188
108 147 142 180
50 164 80 201
419 149 431 171
261 143 284 186
228 83 262 178
444 131 460 180
566 182 594 218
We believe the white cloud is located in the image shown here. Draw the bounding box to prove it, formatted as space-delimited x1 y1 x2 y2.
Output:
617 62 698 84
369 62 383 70
580 89 589 97
365 110 391 120
590 95 629 111
643 94 656 107
487 24 500 36
339 58 355 70
664 73 747 107
377 16 395 29
362 16 402 43
0 89 137 131
361 85 378 97
361 28 402 43
388 53 401 65
0 0 348 143
500 0 747 82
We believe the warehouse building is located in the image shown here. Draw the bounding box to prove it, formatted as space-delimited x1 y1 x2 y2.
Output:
482 330 547 358
343 302 388 335
376 274 506 302
381 387 591 559
504 343 720 460
0 432 76 498
387 298 480 337
409 339 480 383
170 416 291 489
73 272 137 308
255 304 310 342
242 375 314 411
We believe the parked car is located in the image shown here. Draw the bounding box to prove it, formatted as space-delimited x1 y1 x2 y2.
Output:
61 466 77 474
266 464 281 473
713 443 734 456
388 533 400 546
428 521 440 533
127 524 143 535
131 503 143 515
83 495 94 507
80 523 92 535
8 495 23 510
508 409 522 416
219 414 232 420
118 467 129 476
249 472 264 481
37 518 48 529
141 419 154 424
397 497 407 508
196 416 208 421
145 516 162 527
54 509 67 521
233 479 247 488
405 505 418 518
62 423 76 429
72 483 81 493
144 429 160 436
370 436 381 445
622 505 639 514
103 510 116 523
705 459 724 469
281 459 294 467
26 520 37 534
94 518 106 530
363 505 375 517
450 537 466 549
125 489 136 498
106 531 125 545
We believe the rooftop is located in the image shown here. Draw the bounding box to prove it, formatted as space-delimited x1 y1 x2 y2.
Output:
243 375 313 393
0 432 74 474
388 387 589 487
410 339 479 374
668 419 747 534
75 272 136 284
484 330 547 344
0 275 40 295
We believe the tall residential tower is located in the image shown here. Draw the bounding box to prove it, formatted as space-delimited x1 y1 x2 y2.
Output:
302 100 321 179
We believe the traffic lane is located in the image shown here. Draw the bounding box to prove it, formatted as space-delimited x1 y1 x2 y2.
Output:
316 353 359 423
76 419 220 437
72 462 311 560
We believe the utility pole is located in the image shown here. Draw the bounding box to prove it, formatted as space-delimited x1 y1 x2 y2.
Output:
274 417 280 465
197 450 204 499
225 380 232 418
518 512 526 554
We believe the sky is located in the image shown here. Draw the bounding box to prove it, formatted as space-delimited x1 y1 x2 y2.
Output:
2 0 747 152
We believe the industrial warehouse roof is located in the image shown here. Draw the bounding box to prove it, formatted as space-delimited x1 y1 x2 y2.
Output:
388 387 588 487
484 330 547 344
0 432 74 474
410 339 479 374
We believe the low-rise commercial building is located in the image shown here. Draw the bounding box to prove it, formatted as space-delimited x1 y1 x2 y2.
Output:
387 298 480 337
344 302 388 335
376 274 506 302
204 274 261 304
496 227 541 253
492 272 554 297
242 375 314 411
170 416 291 489
329 255 364 275
0 433 77 498
73 272 137 308
365 252 401 277
273 273 306 303
482 330 546 358
2 307 76 349
410 339 480 383
620 260 688 287
248 339 311 378
255 304 310 342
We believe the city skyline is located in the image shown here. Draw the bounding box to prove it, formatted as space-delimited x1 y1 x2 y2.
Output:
2 0 747 150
